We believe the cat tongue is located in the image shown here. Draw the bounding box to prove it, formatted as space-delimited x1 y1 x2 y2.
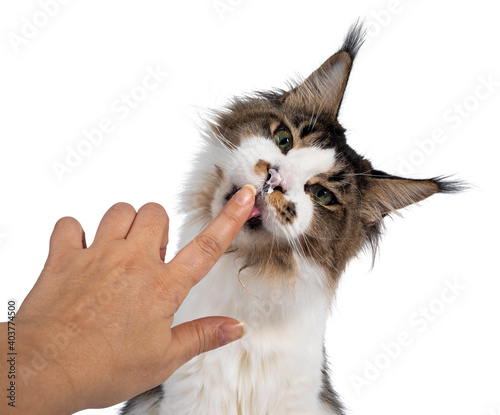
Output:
247 205 261 221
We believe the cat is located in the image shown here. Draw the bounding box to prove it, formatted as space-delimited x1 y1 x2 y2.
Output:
121 21 461 415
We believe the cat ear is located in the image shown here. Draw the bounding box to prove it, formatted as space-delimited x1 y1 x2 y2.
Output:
360 171 462 226
283 21 365 119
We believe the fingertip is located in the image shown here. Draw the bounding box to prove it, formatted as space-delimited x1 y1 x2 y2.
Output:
169 317 246 371
217 321 246 347
233 185 256 206
224 184 255 223
220 184 256 229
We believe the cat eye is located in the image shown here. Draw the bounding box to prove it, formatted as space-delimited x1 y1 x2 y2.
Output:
308 184 337 206
273 127 293 153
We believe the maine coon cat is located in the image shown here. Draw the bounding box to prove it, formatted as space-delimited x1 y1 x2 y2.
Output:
122 22 460 415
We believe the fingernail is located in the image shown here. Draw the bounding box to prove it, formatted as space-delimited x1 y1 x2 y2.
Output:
217 321 246 346
233 185 256 206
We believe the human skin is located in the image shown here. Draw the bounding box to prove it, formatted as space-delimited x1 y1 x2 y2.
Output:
0 185 256 414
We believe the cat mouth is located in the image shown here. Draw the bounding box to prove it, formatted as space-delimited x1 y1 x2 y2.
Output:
225 186 263 230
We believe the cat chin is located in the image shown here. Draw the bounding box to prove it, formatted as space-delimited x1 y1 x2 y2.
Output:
230 210 305 251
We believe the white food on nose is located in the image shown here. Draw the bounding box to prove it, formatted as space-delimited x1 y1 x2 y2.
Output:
266 168 286 194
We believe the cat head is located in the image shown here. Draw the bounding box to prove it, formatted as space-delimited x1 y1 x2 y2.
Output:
185 22 461 290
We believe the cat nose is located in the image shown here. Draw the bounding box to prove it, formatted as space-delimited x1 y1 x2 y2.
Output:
266 168 287 193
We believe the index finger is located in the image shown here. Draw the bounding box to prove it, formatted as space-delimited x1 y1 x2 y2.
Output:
165 185 256 297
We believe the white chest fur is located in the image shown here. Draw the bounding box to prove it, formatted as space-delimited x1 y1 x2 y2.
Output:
156 230 336 415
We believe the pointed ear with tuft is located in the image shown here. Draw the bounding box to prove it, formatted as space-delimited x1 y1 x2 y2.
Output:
283 21 365 119
360 171 464 226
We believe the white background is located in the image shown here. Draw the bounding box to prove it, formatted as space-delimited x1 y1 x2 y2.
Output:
1 1 499 414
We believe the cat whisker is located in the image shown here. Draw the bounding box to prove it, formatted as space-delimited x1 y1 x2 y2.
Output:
237 268 263 300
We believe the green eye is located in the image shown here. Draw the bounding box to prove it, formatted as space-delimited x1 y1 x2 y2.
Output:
309 184 337 206
273 128 293 153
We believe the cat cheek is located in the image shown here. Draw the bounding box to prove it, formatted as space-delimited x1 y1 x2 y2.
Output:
210 173 233 219
293 196 315 235
267 194 314 239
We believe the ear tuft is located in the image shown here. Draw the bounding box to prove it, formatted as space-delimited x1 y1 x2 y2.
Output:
361 172 466 226
339 19 366 62
431 176 469 194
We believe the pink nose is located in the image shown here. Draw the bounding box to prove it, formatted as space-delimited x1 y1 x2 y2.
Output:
266 168 286 193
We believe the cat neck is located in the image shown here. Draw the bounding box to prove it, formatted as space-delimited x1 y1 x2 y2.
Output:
174 218 333 333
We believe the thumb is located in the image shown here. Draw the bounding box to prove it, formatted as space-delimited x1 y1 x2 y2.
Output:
169 317 245 367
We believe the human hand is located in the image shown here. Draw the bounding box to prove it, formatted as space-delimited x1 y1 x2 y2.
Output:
3 185 256 414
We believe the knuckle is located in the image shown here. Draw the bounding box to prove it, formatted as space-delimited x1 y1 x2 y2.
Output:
185 320 213 357
119 248 146 270
142 202 168 220
154 273 184 310
193 322 208 355
139 203 170 234
110 202 136 217
194 234 222 259
54 216 80 230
